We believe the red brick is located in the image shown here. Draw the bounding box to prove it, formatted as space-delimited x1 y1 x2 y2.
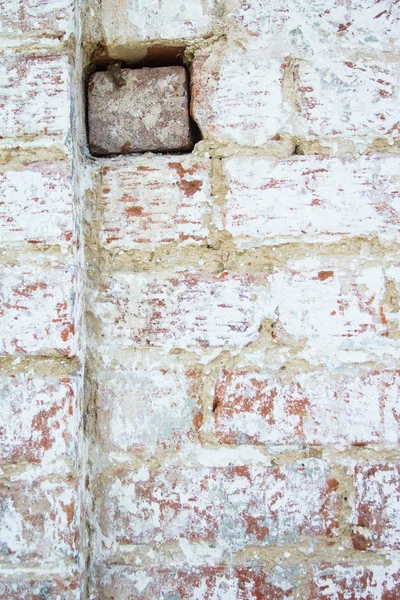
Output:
0 56 71 145
0 374 78 463
223 155 400 247
0 0 74 41
294 58 400 143
100 156 211 249
95 365 201 451
309 561 400 599
214 369 400 447
0 260 78 357
0 478 78 564
99 461 339 550
95 271 272 350
353 463 400 550
0 162 74 246
192 50 292 146
88 67 192 155
0 579 80 600
96 565 304 600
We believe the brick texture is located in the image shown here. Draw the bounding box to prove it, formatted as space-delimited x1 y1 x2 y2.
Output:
95 366 201 451
192 51 292 146
4 0 400 595
309 562 400 599
0 580 80 600
228 0 400 55
294 58 400 143
0 374 78 463
100 0 219 48
214 369 400 447
223 155 400 246
0 0 74 41
0 162 74 246
94 272 272 350
0 478 78 564
98 461 339 551
353 463 400 550
100 156 211 248
88 67 192 155
96 566 305 600
0 260 78 356
0 55 71 146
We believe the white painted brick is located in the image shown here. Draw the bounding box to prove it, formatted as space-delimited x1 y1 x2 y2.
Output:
0 0 74 42
354 463 400 550
0 478 78 565
99 460 338 551
0 580 81 600
270 257 400 365
269 257 400 366
101 0 220 51
0 55 71 148
95 365 201 451
227 0 400 55
192 50 292 146
96 565 305 600
223 155 400 247
101 156 211 249
310 562 400 599
94 272 273 351
0 259 78 357
0 374 78 463
295 58 400 144
214 369 400 447
0 161 74 246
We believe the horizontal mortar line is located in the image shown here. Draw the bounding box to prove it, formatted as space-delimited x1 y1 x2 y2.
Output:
0 147 72 166
99 543 399 568
0 563 80 578
0 355 82 376
89 446 400 474
0 463 80 481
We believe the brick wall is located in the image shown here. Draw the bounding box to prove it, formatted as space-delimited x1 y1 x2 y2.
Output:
1 0 400 598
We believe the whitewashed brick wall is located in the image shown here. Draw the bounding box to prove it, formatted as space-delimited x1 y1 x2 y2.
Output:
1 0 400 598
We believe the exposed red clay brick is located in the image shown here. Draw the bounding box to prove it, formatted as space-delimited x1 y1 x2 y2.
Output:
88 67 193 155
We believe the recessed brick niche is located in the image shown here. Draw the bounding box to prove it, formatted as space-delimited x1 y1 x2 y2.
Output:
88 65 193 156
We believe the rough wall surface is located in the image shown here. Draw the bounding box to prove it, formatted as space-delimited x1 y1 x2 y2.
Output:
1 0 400 598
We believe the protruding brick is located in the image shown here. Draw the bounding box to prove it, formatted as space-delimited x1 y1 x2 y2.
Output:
0 56 71 146
96 565 305 600
0 162 74 246
294 58 400 143
214 369 400 447
0 0 74 42
0 260 78 357
98 461 338 551
100 0 219 49
94 272 272 350
0 579 80 600
353 463 400 550
309 562 400 599
0 374 78 463
0 478 78 564
88 67 192 155
95 366 201 451
101 156 211 248
192 50 292 146
223 156 400 247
